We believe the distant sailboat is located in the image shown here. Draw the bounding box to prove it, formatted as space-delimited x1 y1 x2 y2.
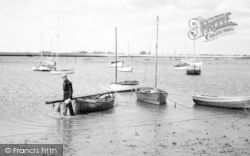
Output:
32 22 56 71
174 59 191 70
108 61 123 67
118 42 133 72
136 16 168 105
110 28 139 92
186 41 201 75
50 16 74 75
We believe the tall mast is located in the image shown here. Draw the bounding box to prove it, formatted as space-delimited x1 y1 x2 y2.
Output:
155 16 159 89
56 16 60 67
40 22 43 63
50 35 53 58
115 27 117 83
128 42 130 56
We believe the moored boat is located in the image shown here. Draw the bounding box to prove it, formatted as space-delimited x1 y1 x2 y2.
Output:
136 87 167 105
108 61 123 67
73 92 115 114
51 69 75 75
193 95 250 108
174 60 191 69
186 65 201 75
32 63 56 71
136 16 168 105
110 80 139 92
109 28 139 92
118 67 133 72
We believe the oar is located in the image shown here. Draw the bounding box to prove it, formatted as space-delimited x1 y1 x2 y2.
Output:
45 91 115 105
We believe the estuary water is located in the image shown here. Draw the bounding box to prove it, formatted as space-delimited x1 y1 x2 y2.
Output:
0 56 249 155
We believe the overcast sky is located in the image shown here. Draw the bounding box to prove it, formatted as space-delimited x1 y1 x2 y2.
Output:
0 0 249 55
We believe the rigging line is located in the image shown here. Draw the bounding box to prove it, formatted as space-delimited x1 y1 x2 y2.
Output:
142 60 150 83
148 23 156 55
100 86 129 102
167 98 193 109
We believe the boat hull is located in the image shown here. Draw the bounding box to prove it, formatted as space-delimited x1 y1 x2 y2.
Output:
51 69 74 74
174 61 202 70
186 65 201 75
174 66 190 70
108 61 123 67
110 80 139 92
193 95 250 108
32 65 56 71
174 63 191 70
186 69 201 75
118 67 133 72
32 66 39 71
136 87 168 105
73 93 115 114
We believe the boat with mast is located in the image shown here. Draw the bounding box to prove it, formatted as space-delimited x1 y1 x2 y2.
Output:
50 16 74 75
135 16 168 105
118 42 133 72
110 28 139 92
32 22 56 71
186 41 201 75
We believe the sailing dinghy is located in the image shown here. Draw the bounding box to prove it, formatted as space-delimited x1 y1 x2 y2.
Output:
110 28 139 92
50 16 74 75
136 16 168 105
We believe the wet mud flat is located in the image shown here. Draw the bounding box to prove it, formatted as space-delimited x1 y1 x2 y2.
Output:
1 112 250 156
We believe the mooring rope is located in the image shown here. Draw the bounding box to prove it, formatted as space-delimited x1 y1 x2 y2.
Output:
159 92 192 109
168 98 193 109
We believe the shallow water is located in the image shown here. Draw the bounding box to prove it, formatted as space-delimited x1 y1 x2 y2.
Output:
0 56 250 154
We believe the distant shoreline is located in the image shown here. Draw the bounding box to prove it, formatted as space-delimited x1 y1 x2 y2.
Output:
0 52 249 59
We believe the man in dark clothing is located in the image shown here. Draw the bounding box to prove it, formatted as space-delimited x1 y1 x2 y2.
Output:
57 74 74 116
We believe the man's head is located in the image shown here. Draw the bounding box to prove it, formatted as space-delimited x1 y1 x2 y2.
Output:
61 74 67 80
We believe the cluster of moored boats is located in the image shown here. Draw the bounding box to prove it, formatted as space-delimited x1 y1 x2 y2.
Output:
174 59 202 75
45 16 250 116
32 58 75 74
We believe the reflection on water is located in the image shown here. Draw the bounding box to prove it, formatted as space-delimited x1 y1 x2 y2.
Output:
0 56 250 154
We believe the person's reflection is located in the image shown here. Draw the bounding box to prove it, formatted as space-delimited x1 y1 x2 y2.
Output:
57 117 74 155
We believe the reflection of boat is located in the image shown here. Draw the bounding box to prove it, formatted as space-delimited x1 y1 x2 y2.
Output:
110 28 139 92
136 16 168 105
193 95 250 109
73 92 115 114
108 61 123 67
186 65 201 75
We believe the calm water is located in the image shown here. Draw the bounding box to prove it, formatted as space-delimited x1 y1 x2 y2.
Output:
0 56 250 154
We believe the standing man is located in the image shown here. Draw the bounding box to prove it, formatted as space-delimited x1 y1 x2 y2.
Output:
59 74 74 116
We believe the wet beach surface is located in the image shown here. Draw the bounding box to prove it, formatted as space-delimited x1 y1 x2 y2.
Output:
0 56 250 155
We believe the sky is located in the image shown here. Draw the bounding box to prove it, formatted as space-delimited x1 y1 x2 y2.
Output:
0 0 250 55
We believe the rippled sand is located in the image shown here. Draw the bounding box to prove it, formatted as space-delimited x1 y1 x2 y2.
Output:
1 110 250 156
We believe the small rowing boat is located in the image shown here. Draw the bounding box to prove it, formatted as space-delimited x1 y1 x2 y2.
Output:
73 92 115 114
193 95 250 109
